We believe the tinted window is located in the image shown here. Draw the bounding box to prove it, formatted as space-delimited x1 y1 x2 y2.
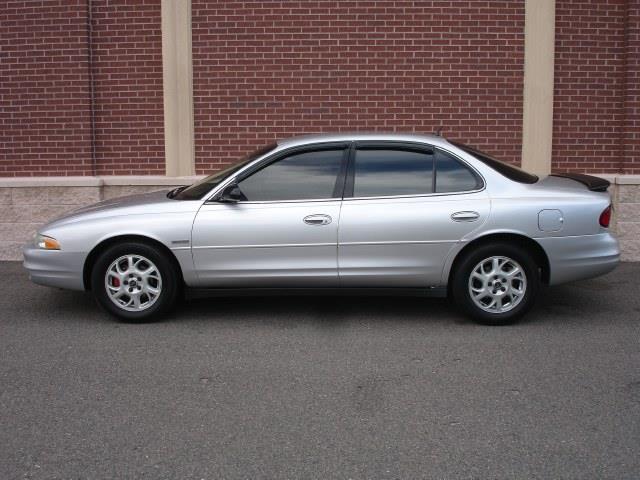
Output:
238 149 343 201
174 142 277 200
449 140 538 184
435 150 483 192
353 149 434 197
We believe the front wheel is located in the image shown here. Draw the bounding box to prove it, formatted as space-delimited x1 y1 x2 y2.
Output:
451 243 540 325
91 242 179 322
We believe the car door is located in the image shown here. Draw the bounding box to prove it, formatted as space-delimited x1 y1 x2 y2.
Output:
192 144 349 287
338 142 490 287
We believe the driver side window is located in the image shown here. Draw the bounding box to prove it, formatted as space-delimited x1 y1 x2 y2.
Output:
238 148 345 202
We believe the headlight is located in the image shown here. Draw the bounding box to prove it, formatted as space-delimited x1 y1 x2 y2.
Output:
35 234 61 250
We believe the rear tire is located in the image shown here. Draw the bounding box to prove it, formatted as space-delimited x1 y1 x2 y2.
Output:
451 242 540 325
91 242 179 322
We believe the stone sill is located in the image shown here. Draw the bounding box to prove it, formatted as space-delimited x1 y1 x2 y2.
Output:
0 174 639 188
614 175 640 185
597 175 640 185
0 175 205 188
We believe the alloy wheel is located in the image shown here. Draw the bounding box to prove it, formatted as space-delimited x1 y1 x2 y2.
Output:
104 254 163 312
468 256 527 314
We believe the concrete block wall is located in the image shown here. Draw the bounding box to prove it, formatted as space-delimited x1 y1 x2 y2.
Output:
615 181 640 261
0 177 199 261
1 187 96 259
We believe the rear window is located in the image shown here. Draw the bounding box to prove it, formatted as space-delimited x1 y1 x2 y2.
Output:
449 141 538 184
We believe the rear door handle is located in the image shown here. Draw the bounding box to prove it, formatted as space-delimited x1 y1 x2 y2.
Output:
303 214 332 226
451 211 480 222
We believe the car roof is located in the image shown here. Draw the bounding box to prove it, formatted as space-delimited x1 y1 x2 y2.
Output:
277 132 451 149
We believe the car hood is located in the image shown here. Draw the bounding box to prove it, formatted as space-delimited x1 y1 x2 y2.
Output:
42 189 201 230
70 189 172 215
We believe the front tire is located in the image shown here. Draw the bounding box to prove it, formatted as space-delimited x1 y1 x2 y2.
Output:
451 242 540 325
91 242 179 322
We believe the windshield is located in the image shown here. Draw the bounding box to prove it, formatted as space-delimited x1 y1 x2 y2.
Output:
173 142 278 200
449 140 538 184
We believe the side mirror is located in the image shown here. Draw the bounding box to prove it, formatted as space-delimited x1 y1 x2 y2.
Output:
217 182 246 203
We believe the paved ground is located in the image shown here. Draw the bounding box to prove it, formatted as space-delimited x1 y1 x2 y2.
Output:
1 262 639 479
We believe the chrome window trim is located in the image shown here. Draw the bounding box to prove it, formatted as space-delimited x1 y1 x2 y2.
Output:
341 188 485 202
206 197 343 206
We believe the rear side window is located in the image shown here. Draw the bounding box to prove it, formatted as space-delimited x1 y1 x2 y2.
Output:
238 149 344 201
435 150 483 193
353 148 434 197
450 140 538 184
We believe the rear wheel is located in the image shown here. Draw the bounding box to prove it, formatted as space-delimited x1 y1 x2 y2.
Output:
451 243 539 325
91 242 179 322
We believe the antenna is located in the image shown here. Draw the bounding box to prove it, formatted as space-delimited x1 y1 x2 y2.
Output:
435 126 443 137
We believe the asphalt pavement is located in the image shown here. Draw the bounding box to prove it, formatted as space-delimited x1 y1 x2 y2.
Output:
1 261 639 479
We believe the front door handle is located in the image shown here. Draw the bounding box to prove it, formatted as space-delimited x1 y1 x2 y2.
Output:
451 211 480 222
303 214 332 226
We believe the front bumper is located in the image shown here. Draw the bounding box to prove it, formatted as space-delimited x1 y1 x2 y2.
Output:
536 232 620 286
23 244 87 291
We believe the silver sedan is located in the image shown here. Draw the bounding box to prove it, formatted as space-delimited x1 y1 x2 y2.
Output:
23 133 619 325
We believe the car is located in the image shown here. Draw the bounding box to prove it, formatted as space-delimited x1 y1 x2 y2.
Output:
23 133 620 325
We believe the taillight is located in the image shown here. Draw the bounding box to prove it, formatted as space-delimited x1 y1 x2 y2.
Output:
599 205 612 228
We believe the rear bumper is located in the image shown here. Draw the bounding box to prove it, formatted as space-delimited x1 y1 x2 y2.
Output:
536 232 620 286
23 245 86 291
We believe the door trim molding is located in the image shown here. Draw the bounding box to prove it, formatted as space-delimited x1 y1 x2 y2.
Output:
192 242 336 250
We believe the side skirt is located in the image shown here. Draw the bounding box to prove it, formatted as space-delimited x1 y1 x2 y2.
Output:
186 286 447 299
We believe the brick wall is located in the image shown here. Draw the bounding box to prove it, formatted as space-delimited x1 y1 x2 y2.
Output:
191 0 526 173
91 0 165 176
0 0 93 176
2 1 639 177
552 0 628 174
625 0 640 175
0 0 164 177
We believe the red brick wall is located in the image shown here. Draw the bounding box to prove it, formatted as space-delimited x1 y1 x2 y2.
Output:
91 0 164 176
191 0 526 174
0 0 93 176
2 1 638 177
552 0 628 174
625 0 640 174
0 0 164 177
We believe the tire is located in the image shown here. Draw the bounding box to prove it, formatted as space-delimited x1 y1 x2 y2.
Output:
450 242 540 325
91 241 179 322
